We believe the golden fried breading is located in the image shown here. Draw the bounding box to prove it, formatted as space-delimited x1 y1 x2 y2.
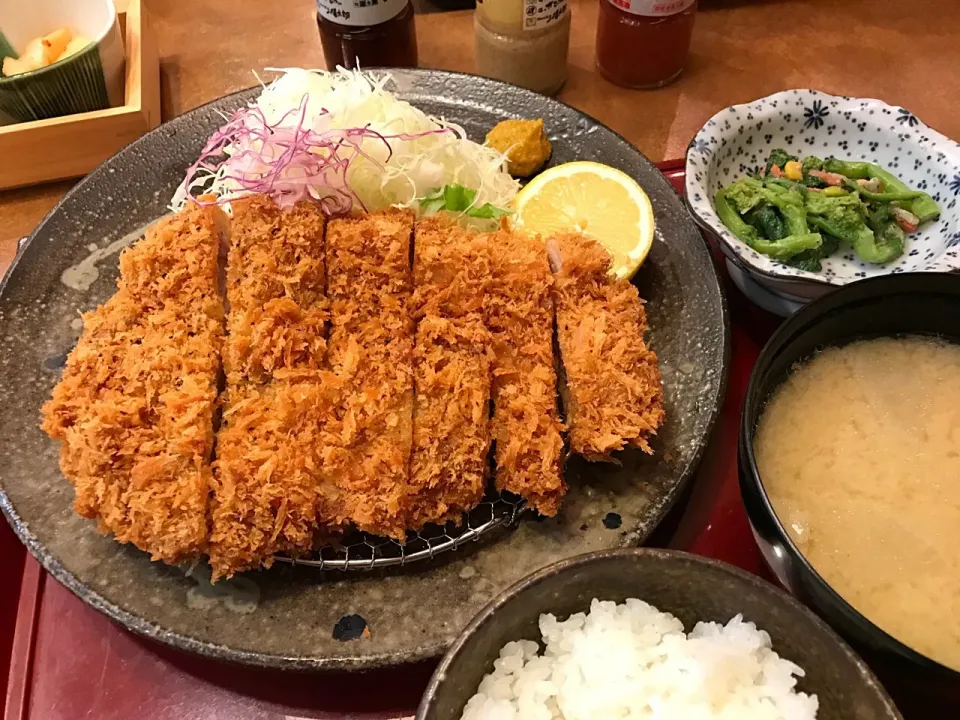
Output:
208 377 344 578
325 209 415 538
413 216 490 318
548 233 664 459
484 227 565 516
408 217 492 527
44 198 667 578
209 196 336 579
224 196 327 382
326 208 415 363
40 203 228 565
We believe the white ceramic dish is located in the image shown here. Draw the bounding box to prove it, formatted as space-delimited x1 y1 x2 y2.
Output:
0 0 124 123
685 90 960 305
725 259 804 317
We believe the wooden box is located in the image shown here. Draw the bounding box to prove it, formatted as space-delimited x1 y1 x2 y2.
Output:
0 0 159 190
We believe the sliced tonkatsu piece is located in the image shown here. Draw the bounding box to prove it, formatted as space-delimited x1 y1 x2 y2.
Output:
209 378 344 579
326 208 415 363
209 196 337 579
547 233 665 460
408 217 492 528
325 208 416 539
41 203 228 565
484 227 565 516
223 195 328 382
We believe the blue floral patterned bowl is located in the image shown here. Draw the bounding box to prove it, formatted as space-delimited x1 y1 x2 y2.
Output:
685 90 960 305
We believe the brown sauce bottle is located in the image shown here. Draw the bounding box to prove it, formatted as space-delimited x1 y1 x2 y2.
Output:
316 0 419 69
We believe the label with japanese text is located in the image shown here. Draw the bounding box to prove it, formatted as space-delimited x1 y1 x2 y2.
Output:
522 0 569 31
317 0 407 27
605 0 694 16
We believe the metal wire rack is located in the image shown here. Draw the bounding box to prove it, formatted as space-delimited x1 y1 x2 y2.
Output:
273 489 526 571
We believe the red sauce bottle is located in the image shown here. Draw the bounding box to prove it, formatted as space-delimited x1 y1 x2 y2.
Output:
596 0 697 89
317 0 419 69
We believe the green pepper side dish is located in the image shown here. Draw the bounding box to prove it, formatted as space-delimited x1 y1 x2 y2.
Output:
713 149 940 271
823 158 940 222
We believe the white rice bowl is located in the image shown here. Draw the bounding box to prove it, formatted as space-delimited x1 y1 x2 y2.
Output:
461 598 819 720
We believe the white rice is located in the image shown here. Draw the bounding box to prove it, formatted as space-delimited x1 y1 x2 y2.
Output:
460 598 819 720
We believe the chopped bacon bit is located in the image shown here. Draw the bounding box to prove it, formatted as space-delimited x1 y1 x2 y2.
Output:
809 169 845 187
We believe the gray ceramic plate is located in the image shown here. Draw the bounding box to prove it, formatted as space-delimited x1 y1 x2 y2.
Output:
0 69 728 670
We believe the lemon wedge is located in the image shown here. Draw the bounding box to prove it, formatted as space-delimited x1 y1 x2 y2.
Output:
513 161 655 279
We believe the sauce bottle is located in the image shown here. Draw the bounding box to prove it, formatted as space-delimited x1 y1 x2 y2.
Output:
317 0 419 70
474 0 570 96
596 0 697 89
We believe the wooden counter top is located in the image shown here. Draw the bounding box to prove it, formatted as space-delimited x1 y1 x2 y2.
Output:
2 0 959 271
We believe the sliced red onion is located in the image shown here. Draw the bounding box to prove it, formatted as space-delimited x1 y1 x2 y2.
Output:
178 94 456 214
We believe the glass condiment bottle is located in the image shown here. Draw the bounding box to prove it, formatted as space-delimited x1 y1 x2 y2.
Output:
432 0 477 8
474 0 571 96
596 0 697 89
317 0 419 70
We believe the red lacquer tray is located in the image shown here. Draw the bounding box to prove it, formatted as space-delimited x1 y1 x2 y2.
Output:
0 162 937 720
0 523 26 712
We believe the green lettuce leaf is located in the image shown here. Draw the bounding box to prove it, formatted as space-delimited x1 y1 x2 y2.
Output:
420 184 511 220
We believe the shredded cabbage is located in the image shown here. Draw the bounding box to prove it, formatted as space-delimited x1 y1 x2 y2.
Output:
170 67 520 222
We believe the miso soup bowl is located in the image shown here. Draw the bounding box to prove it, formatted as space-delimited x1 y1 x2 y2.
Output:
739 272 960 706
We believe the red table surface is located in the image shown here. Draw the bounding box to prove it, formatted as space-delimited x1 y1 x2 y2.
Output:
0 164 941 720
0 522 26 710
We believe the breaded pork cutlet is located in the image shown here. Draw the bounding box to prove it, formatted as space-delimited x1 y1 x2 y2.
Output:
209 196 338 579
211 379 343 578
325 209 416 539
41 203 228 565
222 196 329 382
484 227 565 516
408 216 492 527
547 233 664 460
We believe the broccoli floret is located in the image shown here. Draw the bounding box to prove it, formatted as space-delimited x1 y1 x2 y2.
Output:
805 191 863 218
866 201 895 228
805 192 867 243
715 188 822 261
764 148 797 175
761 183 810 236
723 177 765 214
805 192 901 264
865 202 906 258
